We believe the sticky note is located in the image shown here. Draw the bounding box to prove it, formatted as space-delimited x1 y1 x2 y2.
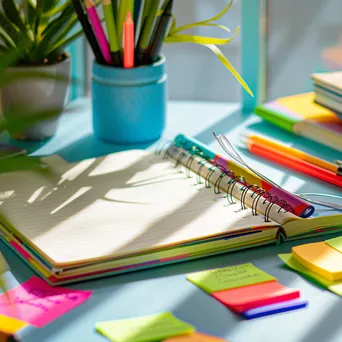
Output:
212 281 300 313
326 236 342 253
164 332 230 342
242 299 308 320
187 263 276 293
0 276 92 328
278 254 342 296
0 314 27 335
96 312 195 342
292 242 342 281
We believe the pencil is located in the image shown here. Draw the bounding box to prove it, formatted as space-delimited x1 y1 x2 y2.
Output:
117 0 134 49
146 0 173 63
123 12 135 68
245 134 342 176
102 0 121 66
71 0 106 64
85 0 112 65
244 141 342 187
135 0 160 65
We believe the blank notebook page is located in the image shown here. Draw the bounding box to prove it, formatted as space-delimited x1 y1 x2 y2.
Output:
0 150 278 266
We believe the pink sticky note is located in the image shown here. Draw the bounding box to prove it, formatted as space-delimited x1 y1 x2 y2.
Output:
0 276 92 327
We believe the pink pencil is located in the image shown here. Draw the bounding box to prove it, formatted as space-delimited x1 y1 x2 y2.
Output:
85 0 112 64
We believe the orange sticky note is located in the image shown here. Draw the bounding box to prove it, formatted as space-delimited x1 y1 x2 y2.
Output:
292 242 342 281
212 281 300 313
164 332 230 342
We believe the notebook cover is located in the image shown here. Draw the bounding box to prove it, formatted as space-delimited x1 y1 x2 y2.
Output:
254 92 341 134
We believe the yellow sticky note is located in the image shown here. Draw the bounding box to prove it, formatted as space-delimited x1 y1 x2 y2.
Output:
187 263 276 293
95 313 195 342
292 242 342 281
326 236 342 254
0 314 27 335
279 253 342 296
164 332 230 342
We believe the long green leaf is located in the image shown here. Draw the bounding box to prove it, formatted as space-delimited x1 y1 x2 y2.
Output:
35 0 44 36
43 0 62 13
48 14 79 50
48 28 84 55
33 3 74 60
23 0 37 32
2 0 31 38
0 30 15 49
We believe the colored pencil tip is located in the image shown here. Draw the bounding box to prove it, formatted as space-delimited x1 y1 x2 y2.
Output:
126 11 132 21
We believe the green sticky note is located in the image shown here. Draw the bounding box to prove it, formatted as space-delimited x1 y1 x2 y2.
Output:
326 236 342 253
187 263 276 293
95 312 195 342
278 254 342 296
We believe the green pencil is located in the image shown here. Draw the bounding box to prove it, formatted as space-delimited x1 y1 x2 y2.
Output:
103 0 121 65
136 0 160 65
117 0 134 49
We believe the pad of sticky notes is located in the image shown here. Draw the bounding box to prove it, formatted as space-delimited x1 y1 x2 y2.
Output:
95 312 195 342
292 242 342 281
326 236 342 254
242 299 308 320
212 281 300 313
187 263 306 319
187 263 276 293
164 332 230 342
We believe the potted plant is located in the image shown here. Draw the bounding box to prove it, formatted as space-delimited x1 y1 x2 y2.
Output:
0 0 84 140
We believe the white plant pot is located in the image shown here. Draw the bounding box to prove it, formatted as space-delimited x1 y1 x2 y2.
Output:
1 57 71 140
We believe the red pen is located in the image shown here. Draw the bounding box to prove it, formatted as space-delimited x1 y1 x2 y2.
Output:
123 12 134 68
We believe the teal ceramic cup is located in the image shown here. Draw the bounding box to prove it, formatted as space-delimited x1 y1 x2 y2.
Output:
92 56 167 144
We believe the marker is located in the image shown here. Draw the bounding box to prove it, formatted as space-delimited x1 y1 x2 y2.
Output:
85 0 112 65
71 0 106 64
146 0 173 64
123 12 135 68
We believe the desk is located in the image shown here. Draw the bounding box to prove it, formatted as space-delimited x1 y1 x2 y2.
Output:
1 99 341 342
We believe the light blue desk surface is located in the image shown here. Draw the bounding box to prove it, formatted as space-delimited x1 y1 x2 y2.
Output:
1 99 341 342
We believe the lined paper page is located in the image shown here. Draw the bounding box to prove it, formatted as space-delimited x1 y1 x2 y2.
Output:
0 151 278 266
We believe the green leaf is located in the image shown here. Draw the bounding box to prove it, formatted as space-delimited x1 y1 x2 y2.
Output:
48 14 79 51
164 26 239 45
23 0 37 31
32 3 74 60
169 0 233 35
0 30 15 49
48 27 84 56
43 0 62 13
35 0 44 35
2 0 31 37
203 44 253 97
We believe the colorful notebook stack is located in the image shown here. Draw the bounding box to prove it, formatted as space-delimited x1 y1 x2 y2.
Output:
96 312 230 342
311 71 342 119
279 236 342 297
187 263 308 320
254 92 342 152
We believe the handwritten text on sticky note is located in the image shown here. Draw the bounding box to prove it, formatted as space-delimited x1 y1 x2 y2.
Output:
187 263 276 293
0 276 92 327
96 312 195 342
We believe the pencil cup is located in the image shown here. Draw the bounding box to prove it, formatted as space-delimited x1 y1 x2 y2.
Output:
92 56 167 144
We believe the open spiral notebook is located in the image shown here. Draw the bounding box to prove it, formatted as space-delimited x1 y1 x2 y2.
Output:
0 135 341 285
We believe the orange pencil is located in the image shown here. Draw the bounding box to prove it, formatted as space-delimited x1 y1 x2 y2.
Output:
246 134 342 176
123 12 134 68
245 141 342 187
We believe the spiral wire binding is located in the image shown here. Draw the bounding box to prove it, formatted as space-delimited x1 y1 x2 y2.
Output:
162 139 294 223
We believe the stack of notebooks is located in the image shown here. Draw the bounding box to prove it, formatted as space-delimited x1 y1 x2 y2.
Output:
311 71 342 118
254 92 342 152
0 134 341 285
279 236 342 296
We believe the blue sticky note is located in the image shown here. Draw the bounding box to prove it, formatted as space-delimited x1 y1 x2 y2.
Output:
242 299 308 320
